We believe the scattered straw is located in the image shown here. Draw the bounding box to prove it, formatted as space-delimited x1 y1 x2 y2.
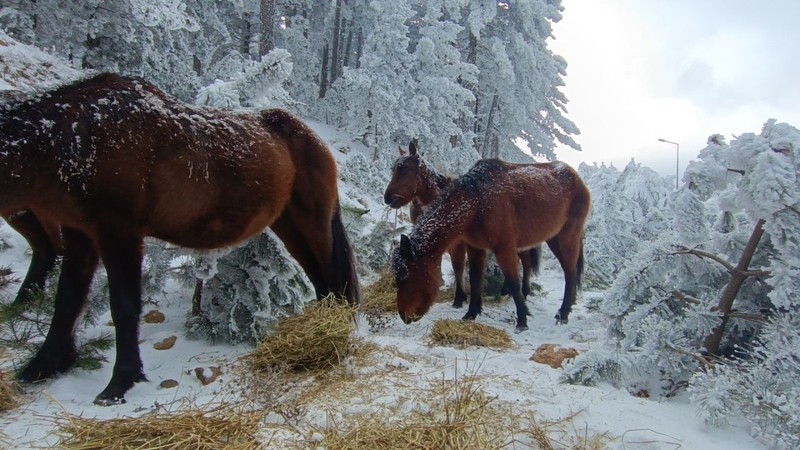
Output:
436 287 457 303
430 319 513 349
54 404 262 450
246 296 357 372
323 375 506 450
0 370 19 412
361 269 397 316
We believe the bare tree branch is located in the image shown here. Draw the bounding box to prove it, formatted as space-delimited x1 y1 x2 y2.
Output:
673 246 736 273
728 311 771 325
668 290 702 305
667 343 715 369
741 270 771 278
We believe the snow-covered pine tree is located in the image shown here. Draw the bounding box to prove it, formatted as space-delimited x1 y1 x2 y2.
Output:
578 161 671 287
195 48 294 108
688 120 800 447
187 231 312 344
564 121 800 447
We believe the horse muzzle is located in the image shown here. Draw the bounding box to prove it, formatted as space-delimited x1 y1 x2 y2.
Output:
384 193 405 208
398 310 421 324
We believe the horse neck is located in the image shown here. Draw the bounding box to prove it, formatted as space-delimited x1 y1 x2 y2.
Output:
415 162 452 206
412 189 474 257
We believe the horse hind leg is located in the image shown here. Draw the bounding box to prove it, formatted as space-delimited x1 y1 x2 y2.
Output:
19 227 97 383
547 232 583 325
494 245 530 332
5 211 60 305
449 243 468 308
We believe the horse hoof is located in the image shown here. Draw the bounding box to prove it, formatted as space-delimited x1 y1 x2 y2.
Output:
461 314 477 321
452 301 464 309
514 325 529 333
554 313 569 325
93 395 126 406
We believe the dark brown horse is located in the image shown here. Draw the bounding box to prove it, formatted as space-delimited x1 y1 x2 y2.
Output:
383 142 540 308
393 159 590 331
0 73 359 405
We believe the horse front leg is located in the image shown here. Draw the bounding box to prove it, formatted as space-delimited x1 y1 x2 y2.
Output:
462 246 486 321
5 211 60 305
19 228 97 382
93 232 146 406
449 243 468 308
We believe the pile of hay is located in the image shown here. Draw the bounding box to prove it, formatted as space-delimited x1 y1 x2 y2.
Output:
0 370 19 412
323 376 505 450
361 269 397 316
430 319 513 349
55 404 262 450
246 296 357 372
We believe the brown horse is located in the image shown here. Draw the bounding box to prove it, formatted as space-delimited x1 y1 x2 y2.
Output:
0 73 359 405
383 142 540 308
393 159 590 331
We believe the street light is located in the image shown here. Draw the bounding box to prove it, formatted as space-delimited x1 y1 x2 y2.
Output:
658 138 680 189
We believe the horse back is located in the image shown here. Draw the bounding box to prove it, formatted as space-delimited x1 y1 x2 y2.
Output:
2 74 298 249
467 160 590 249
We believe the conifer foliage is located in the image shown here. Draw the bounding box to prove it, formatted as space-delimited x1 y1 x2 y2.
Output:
564 121 800 448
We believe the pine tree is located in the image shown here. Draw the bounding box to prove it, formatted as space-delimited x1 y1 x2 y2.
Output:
565 121 800 446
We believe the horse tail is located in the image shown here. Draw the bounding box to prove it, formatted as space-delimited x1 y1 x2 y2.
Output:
576 238 585 291
530 245 542 276
331 205 360 304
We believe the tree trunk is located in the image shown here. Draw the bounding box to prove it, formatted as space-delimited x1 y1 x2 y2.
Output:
480 93 500 158
259 0 276 57
703 218 766 354
319 44 329 98
191 279 204 318
354 28 363 68
330 0 343 84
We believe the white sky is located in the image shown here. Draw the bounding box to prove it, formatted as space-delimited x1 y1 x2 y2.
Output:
548 0 800 179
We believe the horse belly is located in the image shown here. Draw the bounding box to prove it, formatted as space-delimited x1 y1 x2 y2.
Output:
147 155 296 249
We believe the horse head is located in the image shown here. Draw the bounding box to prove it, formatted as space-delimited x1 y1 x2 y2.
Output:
384 141 423 208
392 234 441 324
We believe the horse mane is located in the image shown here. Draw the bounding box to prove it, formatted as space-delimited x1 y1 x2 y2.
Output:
422 158 452 191
408 159 505 250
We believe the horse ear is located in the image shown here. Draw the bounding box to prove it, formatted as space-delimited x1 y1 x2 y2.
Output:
409 141 417 157
399 234 415 259
398 146 406 156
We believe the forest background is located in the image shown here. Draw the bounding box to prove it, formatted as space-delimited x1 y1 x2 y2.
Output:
0 1 798 448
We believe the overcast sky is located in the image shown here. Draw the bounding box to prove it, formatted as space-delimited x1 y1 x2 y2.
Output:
548 0 800 179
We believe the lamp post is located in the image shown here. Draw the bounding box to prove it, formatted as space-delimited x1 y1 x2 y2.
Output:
658 138 680 189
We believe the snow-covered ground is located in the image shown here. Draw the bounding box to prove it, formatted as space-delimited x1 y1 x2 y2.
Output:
0 223 766 448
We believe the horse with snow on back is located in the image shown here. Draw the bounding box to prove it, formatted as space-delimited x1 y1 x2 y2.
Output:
0 73 359 405
392 158 590 331
383 142 540 308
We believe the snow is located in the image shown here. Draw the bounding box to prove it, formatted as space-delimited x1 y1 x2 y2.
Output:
0 121 767 449
0 231 765 448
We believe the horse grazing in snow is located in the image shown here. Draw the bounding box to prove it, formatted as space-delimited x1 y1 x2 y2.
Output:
0 73 359 405
392 158 590 331
383 142 541 308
